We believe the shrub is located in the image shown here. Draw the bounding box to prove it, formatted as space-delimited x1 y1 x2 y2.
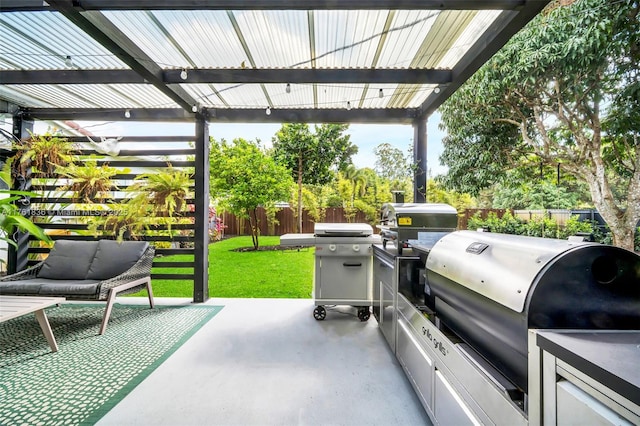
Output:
464 212 633 247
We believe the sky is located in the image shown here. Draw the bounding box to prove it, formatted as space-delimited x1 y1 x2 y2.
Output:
4 112 448 177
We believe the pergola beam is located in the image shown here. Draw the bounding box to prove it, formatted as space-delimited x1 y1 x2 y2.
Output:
23 107 419 124
1 1 527 12
0 68 452 85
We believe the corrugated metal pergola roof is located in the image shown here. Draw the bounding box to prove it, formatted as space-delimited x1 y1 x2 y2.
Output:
0 0 549 124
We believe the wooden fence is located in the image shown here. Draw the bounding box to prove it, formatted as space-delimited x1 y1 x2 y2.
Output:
220 207 370 236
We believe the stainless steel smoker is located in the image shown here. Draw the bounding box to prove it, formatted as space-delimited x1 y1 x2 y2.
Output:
420 230 640 392
379 230 640 425
377 203 458 255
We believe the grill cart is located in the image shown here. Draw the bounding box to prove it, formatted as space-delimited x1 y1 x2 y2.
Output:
281 223 377 321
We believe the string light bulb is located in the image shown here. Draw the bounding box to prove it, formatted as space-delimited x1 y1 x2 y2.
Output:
265 106 272 116
434 87 441 94
286 83 291 94
191 105 198 113
124 109 131 119
346 101 352 111
180 68 188 80
379 89 384 98
64 55 74 67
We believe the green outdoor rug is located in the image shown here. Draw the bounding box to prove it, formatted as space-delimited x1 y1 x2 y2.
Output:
0 303 223 426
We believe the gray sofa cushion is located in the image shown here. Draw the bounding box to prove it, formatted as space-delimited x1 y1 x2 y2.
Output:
37 240 99 280
0 279 43 295
39 280 101 296
0 279 100 296
86 240 149 280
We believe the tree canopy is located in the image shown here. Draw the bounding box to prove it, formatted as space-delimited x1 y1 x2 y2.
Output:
209 137 293 249
272 123 357 232
438 0 640 249
374 142 412 187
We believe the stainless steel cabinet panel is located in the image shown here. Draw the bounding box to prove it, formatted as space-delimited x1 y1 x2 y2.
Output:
397 317 434 416
380 280 396 350
435 371 480 426
557 381 634 426
316 257 371 302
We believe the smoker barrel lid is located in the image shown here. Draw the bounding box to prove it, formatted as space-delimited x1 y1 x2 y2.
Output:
314 222 373 237
381 203 457 216
426 230 596 312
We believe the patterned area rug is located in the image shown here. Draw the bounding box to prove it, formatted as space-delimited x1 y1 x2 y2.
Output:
0 303 223 425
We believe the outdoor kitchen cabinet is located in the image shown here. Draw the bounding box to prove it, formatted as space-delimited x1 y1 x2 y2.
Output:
374 244 527 426
529 330 640 426
372 245 420 352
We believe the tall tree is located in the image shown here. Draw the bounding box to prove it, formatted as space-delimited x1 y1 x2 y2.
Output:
438 0 640 250
374 142 411 186
209 138 293 250
272 123 357 232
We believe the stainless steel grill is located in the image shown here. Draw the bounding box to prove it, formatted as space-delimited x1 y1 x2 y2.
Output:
280 223 377 321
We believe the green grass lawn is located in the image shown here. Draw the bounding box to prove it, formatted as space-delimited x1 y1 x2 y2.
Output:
150 236 314 298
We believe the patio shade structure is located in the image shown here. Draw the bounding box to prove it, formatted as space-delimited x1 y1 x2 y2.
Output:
0 0 550 302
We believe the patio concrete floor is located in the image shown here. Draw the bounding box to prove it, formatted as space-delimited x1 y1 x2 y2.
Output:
97 297 431 426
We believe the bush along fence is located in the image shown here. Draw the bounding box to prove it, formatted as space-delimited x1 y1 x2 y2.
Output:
466 210 640 252
7 133 199 283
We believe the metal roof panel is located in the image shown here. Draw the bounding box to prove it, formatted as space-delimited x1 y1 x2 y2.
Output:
314 10 388 68
438 10 502 69
0 11 127 70
233 10 310 68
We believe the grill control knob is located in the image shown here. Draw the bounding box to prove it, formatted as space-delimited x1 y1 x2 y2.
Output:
329 244 337 252
353 244 360 252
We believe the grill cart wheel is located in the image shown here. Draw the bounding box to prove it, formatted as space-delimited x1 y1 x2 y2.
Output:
313 305 326 321
357 307 370 322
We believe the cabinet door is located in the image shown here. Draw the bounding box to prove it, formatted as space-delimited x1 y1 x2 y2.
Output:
435 371 480 426
317 257 369 300
380 281 395 350
397 318 434 414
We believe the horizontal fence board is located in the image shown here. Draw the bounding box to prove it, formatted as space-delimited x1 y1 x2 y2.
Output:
28 235 193 242
36 223 195 231
64 136 195 143
152 262 194 268
76 149 195 156
95 160 194 168
32 183 195 191
155 248 194 256
27 248 54 254
30 197 196 204
151 273 194 280
23 209 196 217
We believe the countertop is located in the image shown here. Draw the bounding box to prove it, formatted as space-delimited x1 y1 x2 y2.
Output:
536 330 640 406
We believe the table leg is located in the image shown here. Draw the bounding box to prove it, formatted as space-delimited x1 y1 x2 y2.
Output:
34 309 59 352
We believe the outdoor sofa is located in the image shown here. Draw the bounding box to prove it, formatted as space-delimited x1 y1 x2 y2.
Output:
0 239 155 334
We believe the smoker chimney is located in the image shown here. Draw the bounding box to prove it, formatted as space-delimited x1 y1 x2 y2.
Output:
392 191 405 204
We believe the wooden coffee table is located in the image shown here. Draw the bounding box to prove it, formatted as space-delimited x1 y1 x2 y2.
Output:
0 295 65 352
